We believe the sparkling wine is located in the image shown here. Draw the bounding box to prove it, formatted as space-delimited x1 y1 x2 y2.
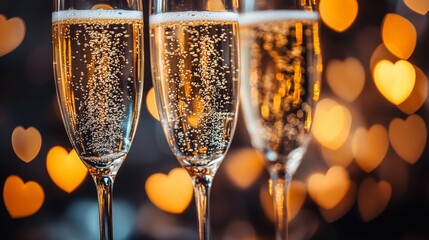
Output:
52 10 144 168
150 11 240 169
240 10 322 171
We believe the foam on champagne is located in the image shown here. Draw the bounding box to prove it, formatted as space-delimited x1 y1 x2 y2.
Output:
239 10 318 26
149 11 239 24
52 9 143 22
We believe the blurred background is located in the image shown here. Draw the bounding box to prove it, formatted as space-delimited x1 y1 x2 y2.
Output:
1 0 428 239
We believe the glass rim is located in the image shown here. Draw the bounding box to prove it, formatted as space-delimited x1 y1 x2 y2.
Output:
149 10 239 24
52 9 143 22
239 10 319 26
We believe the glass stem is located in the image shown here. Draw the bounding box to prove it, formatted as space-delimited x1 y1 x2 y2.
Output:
270 166 292 240
94 174 115 240
192 174 213 240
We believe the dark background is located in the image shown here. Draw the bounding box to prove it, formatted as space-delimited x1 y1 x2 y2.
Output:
1 0 428 239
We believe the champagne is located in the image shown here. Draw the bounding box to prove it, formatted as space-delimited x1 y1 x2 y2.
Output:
150 12 240 168
52 10 144 168
240 11 322 170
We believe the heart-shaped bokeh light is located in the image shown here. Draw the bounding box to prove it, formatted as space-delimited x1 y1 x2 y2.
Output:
358 177 391 222
11 126 42 163
351 124 389 173
3 175 44 218
312 98 352 150
373 60 415 105
225 148 264 189
389 114 427 164
0 15 25 57
145 168 193 214
326 57 365 102
46 146 88 193
307 166 351 210
382 13 416 59
404 0 429 16
319 0 358 32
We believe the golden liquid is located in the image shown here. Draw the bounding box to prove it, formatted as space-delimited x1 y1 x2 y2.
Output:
240 18 322 169
150 18 240 168
52 15 144 168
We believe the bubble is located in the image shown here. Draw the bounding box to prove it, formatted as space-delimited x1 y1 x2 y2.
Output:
53 12 143 162
150 17 239 164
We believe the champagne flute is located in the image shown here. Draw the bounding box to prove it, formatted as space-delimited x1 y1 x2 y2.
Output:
149 0 240 239
52 0 144 239
239 0 322 239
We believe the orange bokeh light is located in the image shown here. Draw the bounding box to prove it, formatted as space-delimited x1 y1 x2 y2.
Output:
224 148 264 189
146 87 160 121
320 138 354 167
11 126 42 163
0 15 25 57
373 59 416 105
46 146 88 193
91 4 113 9
404 0 429 15
370 44 399 72
3 175 44 219
382 13 416 59
319 0 358 32
145 168 193 214
320 181 356 223
398 65 428 114
307 166 351 210
358 177 391 222
312 98 352 150
207 0 225 11
389 114 427 164
351 124 389 173
326 57 365 102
